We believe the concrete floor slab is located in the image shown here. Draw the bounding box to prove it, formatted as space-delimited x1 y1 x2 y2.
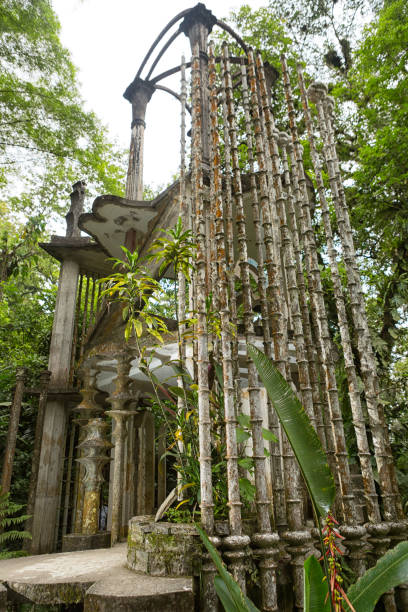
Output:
0 543 194 609
84 567 194 611
0 544 127 584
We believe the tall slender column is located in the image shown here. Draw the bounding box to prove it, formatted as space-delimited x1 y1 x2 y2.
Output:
73 361 103 533
31 181 85 554
1 367 26 494
24 370 51 550
180 3 216 164
136 411 155 515
105 349 134 545
123 79 155 200
220 44 279 611
190 41 217 612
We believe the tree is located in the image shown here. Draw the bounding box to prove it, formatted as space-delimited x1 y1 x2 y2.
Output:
0 0 126 507
0 0 125 217
340 0 408 366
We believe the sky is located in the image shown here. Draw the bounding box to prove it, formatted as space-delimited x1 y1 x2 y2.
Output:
53 0 267 191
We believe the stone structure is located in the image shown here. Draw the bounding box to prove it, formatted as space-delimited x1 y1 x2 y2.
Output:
2 4 407 611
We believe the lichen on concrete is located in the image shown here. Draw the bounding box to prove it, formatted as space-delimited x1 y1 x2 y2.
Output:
127 516 202 577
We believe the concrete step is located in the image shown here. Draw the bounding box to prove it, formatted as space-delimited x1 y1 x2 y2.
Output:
0 543 193 610
84 567 194 611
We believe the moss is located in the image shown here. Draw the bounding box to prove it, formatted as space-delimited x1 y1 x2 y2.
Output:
145 532 175 550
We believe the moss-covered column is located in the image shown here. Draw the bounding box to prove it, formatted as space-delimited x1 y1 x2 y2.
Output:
105 349 134 545
72 360 103 533
78 418 111 535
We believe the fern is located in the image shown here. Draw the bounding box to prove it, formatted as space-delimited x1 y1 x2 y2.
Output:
0 486 31 559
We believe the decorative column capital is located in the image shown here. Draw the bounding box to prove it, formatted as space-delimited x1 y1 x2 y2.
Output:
15 367 27 382
73 358 102 424
123 78 155 122
307 81 328 104
107 349 134 412
105 409 138 443
180 3 217 46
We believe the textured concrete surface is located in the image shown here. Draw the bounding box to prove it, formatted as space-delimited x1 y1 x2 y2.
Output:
0 543 193 609
0 583 7 612
84 566 193 611
62 531 111 552
127 515 201 577
0 544 126 604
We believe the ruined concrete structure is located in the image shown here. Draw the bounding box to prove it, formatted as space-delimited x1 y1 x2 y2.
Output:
2 4 407 611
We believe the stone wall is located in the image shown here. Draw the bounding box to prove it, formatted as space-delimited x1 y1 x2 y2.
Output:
127 516 202 577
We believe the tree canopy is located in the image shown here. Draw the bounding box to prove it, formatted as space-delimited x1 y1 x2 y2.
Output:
0 0 126 393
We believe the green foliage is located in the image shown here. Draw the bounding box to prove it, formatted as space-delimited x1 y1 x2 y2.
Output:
150 365 229 521
196 524 260 612
148 217 197 281
248 343 335 518
304 555 330 612
99 246 169 344
0 486 31 559
205 350 408 611
346 541 408 612
0 0 125 215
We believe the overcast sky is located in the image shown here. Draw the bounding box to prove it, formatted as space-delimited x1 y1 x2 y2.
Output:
52 0 267 191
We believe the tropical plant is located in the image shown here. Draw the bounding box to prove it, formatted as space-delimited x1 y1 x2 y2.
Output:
99 246 169 344
0 486 31 559
195 345 408 612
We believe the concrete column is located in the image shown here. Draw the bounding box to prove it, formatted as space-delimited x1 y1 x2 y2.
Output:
181 3 216 164
78 418 111 535
105 349 135 545
1 367 26 494
24 370 51 551
31 182 85 554
136 411 156 515
123 79 155 200
72 362 103 533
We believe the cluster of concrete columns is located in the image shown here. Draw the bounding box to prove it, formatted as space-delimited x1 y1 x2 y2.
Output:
69 351 157 548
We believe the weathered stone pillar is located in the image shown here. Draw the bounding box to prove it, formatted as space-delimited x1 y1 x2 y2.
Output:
181 3 216 164
31 181 85 554
66 180 86 238
123 78 155 200
105 349 135 545
136 410 156 515
1 367 26 494
73 361 103 533
24 370 51 550
78 418 111 535
122 389 141 529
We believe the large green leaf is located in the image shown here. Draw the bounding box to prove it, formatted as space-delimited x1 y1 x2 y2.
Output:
196 525 260 612
304 555 330 612
248 344 335 518
346 541 408 612
215 576 243 612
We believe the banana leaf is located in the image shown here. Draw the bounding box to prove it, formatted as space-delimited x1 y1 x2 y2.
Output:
345 541 408 612
248 344 335 518
196 524 260 612
304 555 330 612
